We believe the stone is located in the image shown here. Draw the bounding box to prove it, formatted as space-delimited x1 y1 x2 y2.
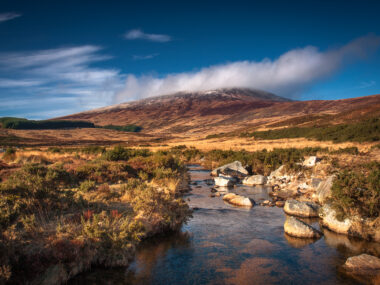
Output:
316 176 334 204
215 192 221 197
342 254 380 284
223 193 254 207
311 178 323 188
211 161 248 177
275 201 285 207
214 176 235 187
319 204 352 234
242 175 267 186
284 199 320 217
284 216 322 238
269 165 286 179
303 156 318 167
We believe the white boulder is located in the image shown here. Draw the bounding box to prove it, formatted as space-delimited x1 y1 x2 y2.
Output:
242 175 267 186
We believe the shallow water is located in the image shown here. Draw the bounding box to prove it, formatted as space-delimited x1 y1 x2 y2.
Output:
70 165 380 285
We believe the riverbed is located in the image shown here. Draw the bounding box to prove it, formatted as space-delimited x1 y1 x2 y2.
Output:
70 165 380 284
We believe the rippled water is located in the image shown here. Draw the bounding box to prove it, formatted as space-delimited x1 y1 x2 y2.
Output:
70 165 380 285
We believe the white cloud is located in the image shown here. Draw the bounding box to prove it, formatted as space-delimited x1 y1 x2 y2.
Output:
0 46 124 116
132 53 159 60
115 34 380 103
357 80 376 89
124 29 171 42
0 12 21 23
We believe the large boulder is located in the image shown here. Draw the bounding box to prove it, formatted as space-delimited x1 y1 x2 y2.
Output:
342 254 380 284
284 199 320 218
284 216 322 238
223 193 254 207
211 161 248 178
319 204 352 235
315 176 334 204
269 165 286 179
214 176 235 187
320 204 380 242
242 175 267 186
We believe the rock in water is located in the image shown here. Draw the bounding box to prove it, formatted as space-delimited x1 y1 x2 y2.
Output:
214 176 235 187
211 161 248 177
284 199 320 217
242 175 267 186
223 193 254 207
342 254 380 284
275 201 285 207
284 216 322 238
319 204 352 234
316 176 334 204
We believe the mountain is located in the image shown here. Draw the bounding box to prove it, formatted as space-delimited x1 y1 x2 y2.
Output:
58 88 380 137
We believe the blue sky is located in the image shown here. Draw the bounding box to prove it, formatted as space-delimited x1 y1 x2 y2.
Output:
1 0 380 119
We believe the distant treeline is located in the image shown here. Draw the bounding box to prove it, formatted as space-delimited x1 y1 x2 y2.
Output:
0 117 142 132
101 124 142 132
241 118 380 143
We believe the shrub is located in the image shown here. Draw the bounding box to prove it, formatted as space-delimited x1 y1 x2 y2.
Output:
103 146 151 161
2 147 16 162
79 180 96 192
101 124 142 132
331 162 380 220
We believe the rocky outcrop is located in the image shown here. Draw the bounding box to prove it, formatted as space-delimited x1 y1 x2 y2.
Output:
284 216 322 238
342 254 380 284
242 175 267 186
284 199 320 218
214 176 236 187
268 165 286 180
223 193 254 207
315 176 334 204
320 204 380 242
319 204 352 234
211 161 248 177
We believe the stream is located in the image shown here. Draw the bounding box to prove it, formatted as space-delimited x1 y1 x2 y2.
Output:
70 165 380 284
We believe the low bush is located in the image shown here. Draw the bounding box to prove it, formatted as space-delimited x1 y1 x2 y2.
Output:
331 162 380 220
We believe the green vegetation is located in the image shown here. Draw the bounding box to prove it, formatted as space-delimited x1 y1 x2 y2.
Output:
242 118 380 143
331 162 380 220
101 124 142 132
0 117 94 130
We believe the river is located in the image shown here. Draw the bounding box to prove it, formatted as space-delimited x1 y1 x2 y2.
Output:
70 165 380 284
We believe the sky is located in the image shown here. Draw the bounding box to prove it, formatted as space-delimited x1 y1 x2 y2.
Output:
1 0 380 119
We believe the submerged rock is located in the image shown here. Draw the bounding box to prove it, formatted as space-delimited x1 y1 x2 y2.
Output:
214 176 235 187
284 199 320 217
211 161 248 177
223 193 254 207
242 175 267 186
275 201 285 208
342 254 380 284
284 216 322 238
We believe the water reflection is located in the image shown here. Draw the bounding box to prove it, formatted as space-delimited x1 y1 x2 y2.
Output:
284 233 321 248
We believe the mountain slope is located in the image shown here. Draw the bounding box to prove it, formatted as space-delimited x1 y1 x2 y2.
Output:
58 88 380 137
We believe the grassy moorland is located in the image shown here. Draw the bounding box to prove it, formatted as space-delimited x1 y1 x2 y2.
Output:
0 146 191 284
241 118 380 143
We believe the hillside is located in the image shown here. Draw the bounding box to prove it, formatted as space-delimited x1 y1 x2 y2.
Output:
58 88 380 137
